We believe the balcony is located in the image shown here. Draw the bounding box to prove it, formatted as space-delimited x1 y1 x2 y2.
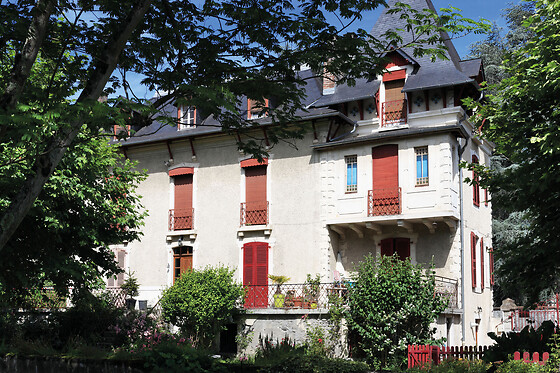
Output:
434 276 459 309
368 188 401 216
168 208 194 230
382 99 407 127
243 278 458 310
240 201 269 226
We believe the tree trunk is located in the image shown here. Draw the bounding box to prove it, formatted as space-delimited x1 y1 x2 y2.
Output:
0 0 55 135
0 0 153 252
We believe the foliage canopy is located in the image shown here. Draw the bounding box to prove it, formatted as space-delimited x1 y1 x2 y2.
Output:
0 0 487 260
468 0 560 304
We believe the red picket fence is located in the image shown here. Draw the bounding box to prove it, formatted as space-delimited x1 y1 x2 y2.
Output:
408 345 551 368
514 351 549 365
408 345 489 368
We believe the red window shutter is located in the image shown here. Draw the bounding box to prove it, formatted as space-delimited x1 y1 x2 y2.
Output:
395 238 411 260
245 165 267 203
174 174 193 211
480 238 485 288
243 242 268 308
472 155 480 206
372 145 398 190
471 232 477 289
490 248 495 285
380 238 394 256
116 250 126 287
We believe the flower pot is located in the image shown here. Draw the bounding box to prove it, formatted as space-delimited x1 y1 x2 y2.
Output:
293 297 303 308
303 301 311 309
273 293 285 308
310 302 318 309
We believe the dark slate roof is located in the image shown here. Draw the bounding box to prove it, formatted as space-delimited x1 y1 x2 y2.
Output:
370 0 475 92
310 79 380 108
119 106 351 147
459 58 483 78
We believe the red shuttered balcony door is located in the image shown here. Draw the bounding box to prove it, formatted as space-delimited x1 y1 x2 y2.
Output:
243 242 269 308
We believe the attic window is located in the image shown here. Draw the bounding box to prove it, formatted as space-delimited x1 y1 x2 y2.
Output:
248 98 269 120
178 106 196 129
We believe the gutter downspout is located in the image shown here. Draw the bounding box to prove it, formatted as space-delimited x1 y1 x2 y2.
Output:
458 112 469 345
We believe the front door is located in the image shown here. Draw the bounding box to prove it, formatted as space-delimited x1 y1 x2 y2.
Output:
380 238 410 260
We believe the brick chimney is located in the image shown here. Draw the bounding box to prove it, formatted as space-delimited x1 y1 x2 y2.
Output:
322 64 336 95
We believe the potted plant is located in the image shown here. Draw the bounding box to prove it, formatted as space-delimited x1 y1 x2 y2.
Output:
303 274 321 309
268 274 290 308
284 290 295 307
121 270 140 310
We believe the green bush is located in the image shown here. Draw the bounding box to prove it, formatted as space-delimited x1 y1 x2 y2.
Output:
159 265 245 347
258 354 370 373
254 334 305 364
139 340 225 373
483 320 555 363
495 360 547 373
408 359 489 373
346 254 448 370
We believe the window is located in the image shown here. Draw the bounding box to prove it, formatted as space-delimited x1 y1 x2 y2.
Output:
243 242 269 308
173 246 192 283
472 155 480 206
178 106 196 129
380 238 410 260
345 155 357 193
169 168 194 230
107 249 126 287
415 147 429 186
247 98 269 119
471 232 478 289
241 159 268 225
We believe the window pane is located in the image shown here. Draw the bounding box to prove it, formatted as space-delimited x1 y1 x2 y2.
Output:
422 155 428 178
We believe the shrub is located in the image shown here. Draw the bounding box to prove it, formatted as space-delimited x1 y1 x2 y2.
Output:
483 320 555 363
408 359 489 373
159 265 245 347
254 334 305 364
345 254 448 370
258 354 370 373
495 360 547 373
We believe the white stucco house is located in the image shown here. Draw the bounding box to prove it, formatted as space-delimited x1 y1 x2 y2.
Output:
109 0 497 350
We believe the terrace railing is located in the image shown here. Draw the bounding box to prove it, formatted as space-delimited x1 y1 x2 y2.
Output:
169 208 194 230
243 283 345 310
368 187 401 216
243 278 455 310
434 276 459 309
382 99 407 127
240 201 269 226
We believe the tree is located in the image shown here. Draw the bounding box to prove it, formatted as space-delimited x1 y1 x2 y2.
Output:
467 1 536 304
345 254 447 370
0 0 487 258
469 0 560 305
159 265 245 347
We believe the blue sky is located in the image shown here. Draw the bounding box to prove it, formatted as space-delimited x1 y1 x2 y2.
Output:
119 0 513 99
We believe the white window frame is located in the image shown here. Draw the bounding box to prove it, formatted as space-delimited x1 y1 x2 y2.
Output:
415 146 429 186
178 105 196 129
345 155 358 193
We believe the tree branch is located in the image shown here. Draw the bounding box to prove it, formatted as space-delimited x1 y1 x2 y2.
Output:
0 0 153 252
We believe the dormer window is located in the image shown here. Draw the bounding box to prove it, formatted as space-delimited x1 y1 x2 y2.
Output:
178 105 196 129
247 98 269 120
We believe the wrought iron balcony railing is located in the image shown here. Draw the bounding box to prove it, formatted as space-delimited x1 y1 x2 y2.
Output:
243 278 458 310
434 276 459 309
240 201 269 226
368 187 401 216
382 99 407 127
168 208 194 230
